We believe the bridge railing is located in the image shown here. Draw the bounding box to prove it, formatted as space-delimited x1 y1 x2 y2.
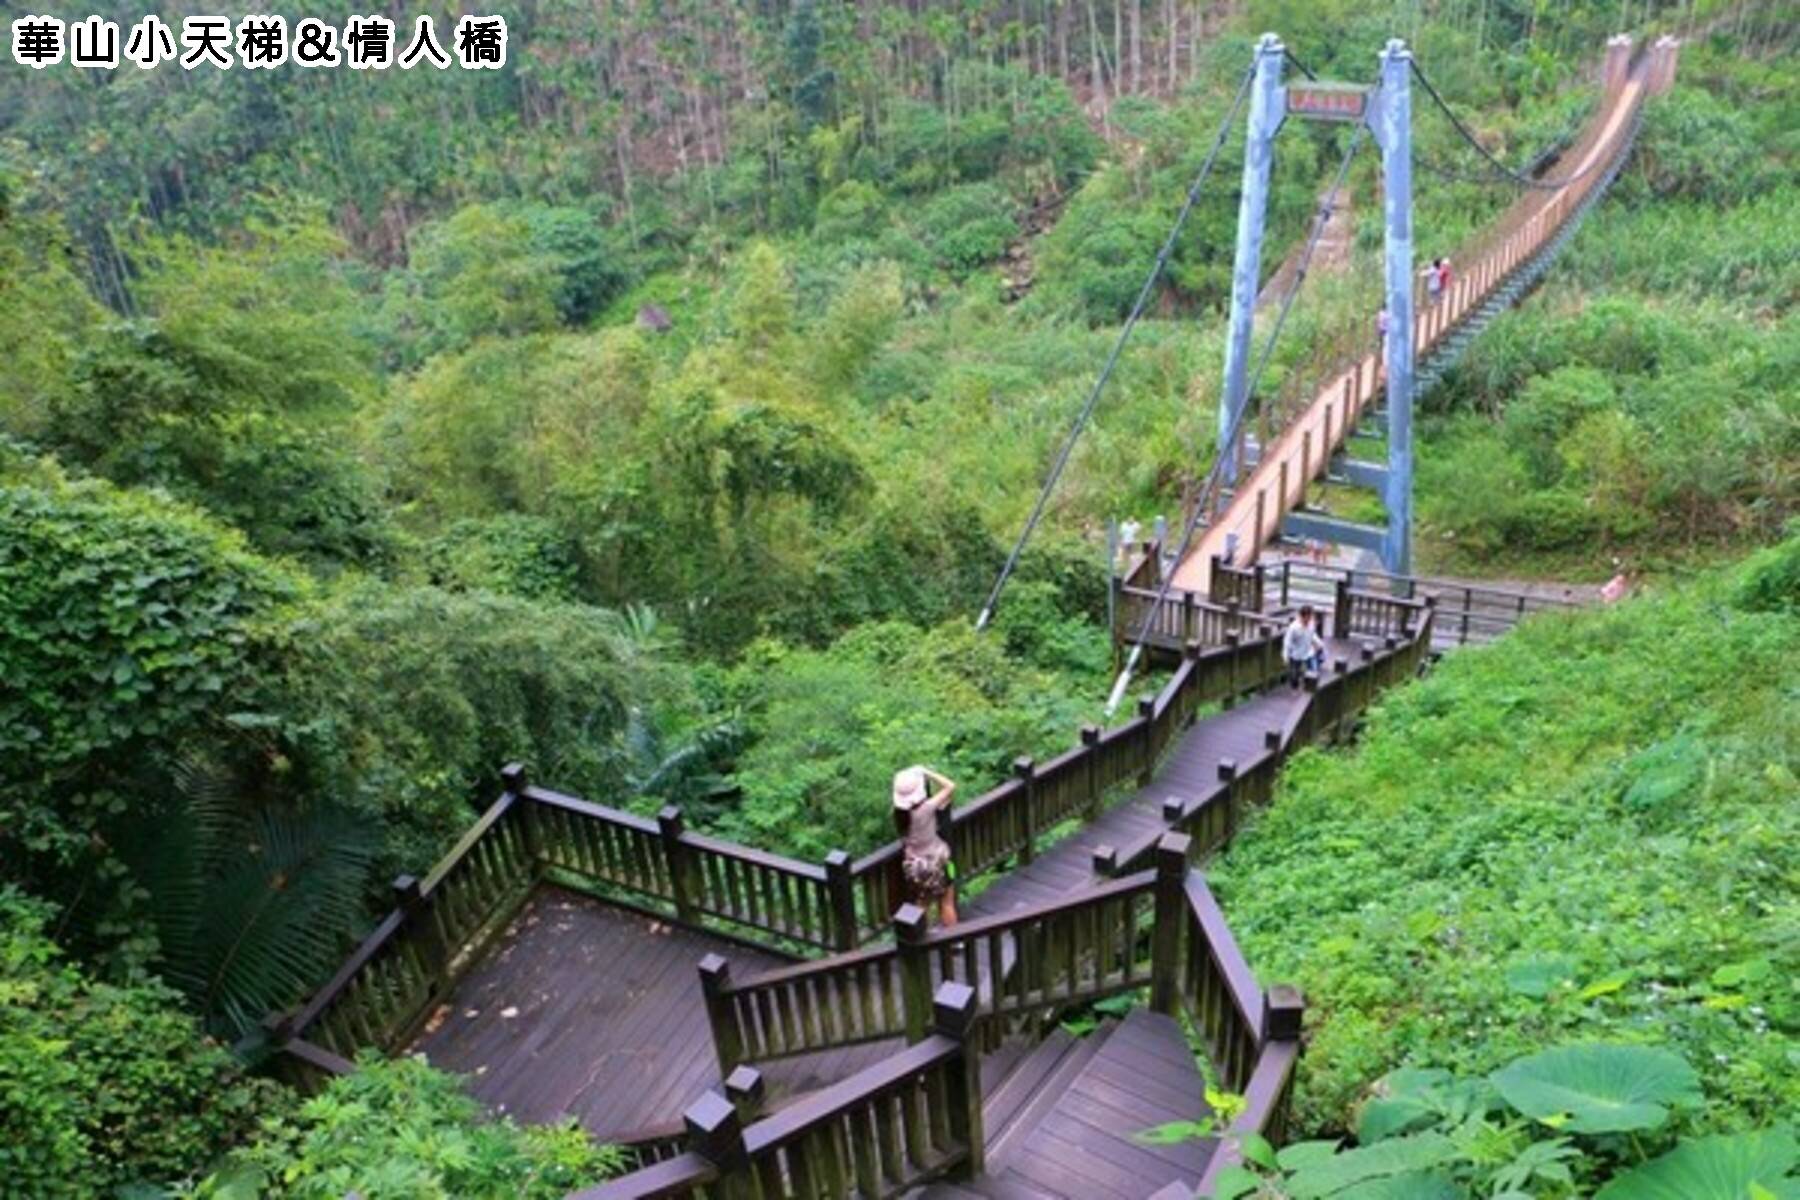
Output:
843 626 1284 943
577 982 987 1200
1116 580 1285 651
1261 559 1581 647
602 836 1305 1200
263 771 862 1079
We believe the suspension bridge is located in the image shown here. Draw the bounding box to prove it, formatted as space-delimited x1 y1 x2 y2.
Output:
261 32 1679 1200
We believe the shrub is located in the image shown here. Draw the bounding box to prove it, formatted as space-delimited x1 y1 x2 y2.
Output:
0 468 302 954
1733 526 1800 614
191 1055 621 1199
0 888 283 1197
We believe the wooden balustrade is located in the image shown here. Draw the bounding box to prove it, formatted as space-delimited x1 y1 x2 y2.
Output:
579 983 985 1200
1178 873 1267 1095
1116 582 1283 652
1331 580 1429 641
608 839 1308 1200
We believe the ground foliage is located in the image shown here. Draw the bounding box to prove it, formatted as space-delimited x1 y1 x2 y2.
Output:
1210 549 1800 1140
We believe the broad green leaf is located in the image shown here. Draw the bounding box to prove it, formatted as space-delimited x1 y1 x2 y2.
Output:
1210 1165 1265 1200
1506 952 1580 998
1578 974 1631 1001
1279 1139 1346 1171
1285 1132 1460 1199
1135 1120 1215 1145
1241 1133 1280 1170
1490 1044 1701 1134
1594 1129 1800 1200
1336 1172 1461 1200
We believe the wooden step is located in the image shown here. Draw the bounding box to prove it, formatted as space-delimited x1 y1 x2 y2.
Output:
983 1019 1114 1172
999 1008 1218 1200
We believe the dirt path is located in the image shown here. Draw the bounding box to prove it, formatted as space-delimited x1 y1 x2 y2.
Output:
1256 179 1356 309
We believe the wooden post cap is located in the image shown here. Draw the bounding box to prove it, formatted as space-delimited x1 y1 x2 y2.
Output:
698 953 731 990
1360 645 1375 662
1138 696 1155 718
1385 636 1399 651
1217 759 1237 781
1264 729 1282 751
1155 833 1192 872
893 903 928 942
1264 984 1306 1041
1184 638 1202 660
1012 756 1035 778
1162 796 1184 823
1303 674 1319 693
932 980 978 1038
392 873 422 903
724 1065 765 1108
1334 657 1348 674
499 762 528 793
683 1090 745 1165
823 849 850 871
1080 724 1102 746
657 805 685 834
1091 845 1119 876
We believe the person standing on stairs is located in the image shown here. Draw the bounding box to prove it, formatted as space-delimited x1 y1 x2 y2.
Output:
1284 606 1323 689
894 766 958 927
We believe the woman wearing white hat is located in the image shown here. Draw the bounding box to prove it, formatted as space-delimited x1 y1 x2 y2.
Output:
894 765 958 927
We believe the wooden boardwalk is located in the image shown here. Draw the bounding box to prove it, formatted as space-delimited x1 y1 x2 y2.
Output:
965 653 1347 921
409 888 895 1142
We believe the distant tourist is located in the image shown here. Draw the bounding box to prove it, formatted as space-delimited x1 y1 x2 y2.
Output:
894 766 958 927
1283 605 1324 689
1426 257 1444 305
1375 306 1390 352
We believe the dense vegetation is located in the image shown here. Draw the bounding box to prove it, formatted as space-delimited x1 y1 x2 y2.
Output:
1211 540 1800 1161
2 0 1795 1193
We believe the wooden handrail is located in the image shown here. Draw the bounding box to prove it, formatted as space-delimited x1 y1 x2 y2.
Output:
581 983 984 1199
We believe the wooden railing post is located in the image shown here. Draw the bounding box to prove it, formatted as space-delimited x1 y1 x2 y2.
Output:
658 805 699 926
499 762 537 865
824 850 857 951
1223 631 1240 706
683 1090 750 1197
1217 760 1238 843
1013 757 1037 865
933 980 985 1179
1092 844 1120 879
1080 724 1102 819
723 1065 765 1123
895 904 932 1044
1181 589 1196 642
1333 578 1350 638
698 954 742 1078
1137 696 1156 786
1151 833 1192 1015
392 873 448 988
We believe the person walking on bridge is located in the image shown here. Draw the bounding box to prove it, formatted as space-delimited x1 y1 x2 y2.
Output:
894 766 958 927
1283 606 1324 689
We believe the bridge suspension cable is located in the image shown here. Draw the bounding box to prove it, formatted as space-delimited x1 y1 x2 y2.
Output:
973 58 1258 633
1409 59 1621 190
1107 108 1370 714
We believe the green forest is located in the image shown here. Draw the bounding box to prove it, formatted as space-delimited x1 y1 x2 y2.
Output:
1 0 1795 1196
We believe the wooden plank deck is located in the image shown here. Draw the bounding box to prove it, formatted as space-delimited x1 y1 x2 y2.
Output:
408 886 895 1143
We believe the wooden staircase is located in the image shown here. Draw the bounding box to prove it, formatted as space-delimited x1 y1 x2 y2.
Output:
915 1009 1216 1200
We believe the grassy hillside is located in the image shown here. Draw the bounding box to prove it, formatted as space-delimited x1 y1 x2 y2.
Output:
1211 536 1800 1141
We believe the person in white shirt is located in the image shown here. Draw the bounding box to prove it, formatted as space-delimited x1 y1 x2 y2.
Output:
1283 606 1324 688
